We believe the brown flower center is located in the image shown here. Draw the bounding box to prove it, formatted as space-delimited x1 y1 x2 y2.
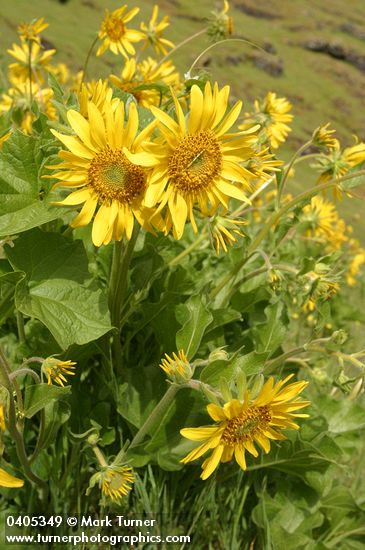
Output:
103 15 126 41
168 131 222 194
88 147 145 204
221 405 271 446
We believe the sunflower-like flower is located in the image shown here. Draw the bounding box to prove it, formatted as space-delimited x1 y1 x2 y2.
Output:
140 5 175 56
41 358 76 387
7 42 55 85
17 18 48 44
0 468 24 488
160 350 193 383
242 92 293 150
100 466 134 500
302 196 339 238
347 241 365 286
246 147 283 181
301 269 340 312
315 139 365 199
312 123 337 150
110 57 180 109
180 374 309 480
127 82 259 239
50 98 162 246
210 216 246 254
96 5 144 58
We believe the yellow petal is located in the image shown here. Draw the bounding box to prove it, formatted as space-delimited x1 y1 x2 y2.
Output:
180 426 222 441
169 192 187 240
71 195 98 227
57 188 91 205
67 110 96 151
215 101 242 137
0 468 24 488
88 102 106 148
234 446 247 470
201 445 224 479
51 130 94 159
207 403 226 422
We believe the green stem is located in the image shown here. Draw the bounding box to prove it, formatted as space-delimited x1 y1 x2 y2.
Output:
80 35 99 89
0 349 47 493
16 311 26 344
156 28 207 69
265 337 332 373
277 140 313 203
188 38 266 76
129 384 179 449
10 368 40 383
92 445 108 468
168 231 207 267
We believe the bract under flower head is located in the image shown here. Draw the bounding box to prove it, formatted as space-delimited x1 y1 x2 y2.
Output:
180 374 309 479
49 98 163 246
126 81 259 240
160 350 192 383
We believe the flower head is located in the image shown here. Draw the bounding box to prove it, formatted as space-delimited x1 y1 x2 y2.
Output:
49 97 162 246
301 196 349 250
100 466 134 500
312 123 337 150
97 5 144 58
160 350 193 383
210 216 246 254
128 82 259 239
243 92 293 149
7 42 55 85
41 358 76 387
17 18 48 44
208 1 234 41
180 374 309 479
0 468 24 488
140 5 175 56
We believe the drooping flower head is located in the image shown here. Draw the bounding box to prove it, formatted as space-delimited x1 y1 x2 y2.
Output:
312 123 337 150
49 96 162 246
208 1 234 41
160 350 193 383
140 5 175 56
243 92 293 150
100 466 134 500
41 358 76 387
301 196 349 250
210 216 246 254
128 82 259 239
180 374 309 480
17 18 48 44
96 5 144 58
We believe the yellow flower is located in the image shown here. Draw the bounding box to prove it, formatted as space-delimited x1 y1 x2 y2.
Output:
100 466 134 500
246 147 283 181
41 358 76 387
17 18 48 44
0 83 57 134
96 5 144 58
312 123 337 149
316 139 365 199
243 92 293 149
128 82 259 240
7 42 55 85
78 80 119 118
302 196 339 238
160 350 192 382
140 5 175 56
0 468 24 488
49 62 70 85
110 57 180 109
211 216 246 254
49 98 162 246
180 375 309 480
347 245 365 286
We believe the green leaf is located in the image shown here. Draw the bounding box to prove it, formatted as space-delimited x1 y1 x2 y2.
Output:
320 397 365 433
24 383 71 418
0 132 64 236
200 350 268 386
5 229 111 349
176 294 213 359
253 301 288 355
